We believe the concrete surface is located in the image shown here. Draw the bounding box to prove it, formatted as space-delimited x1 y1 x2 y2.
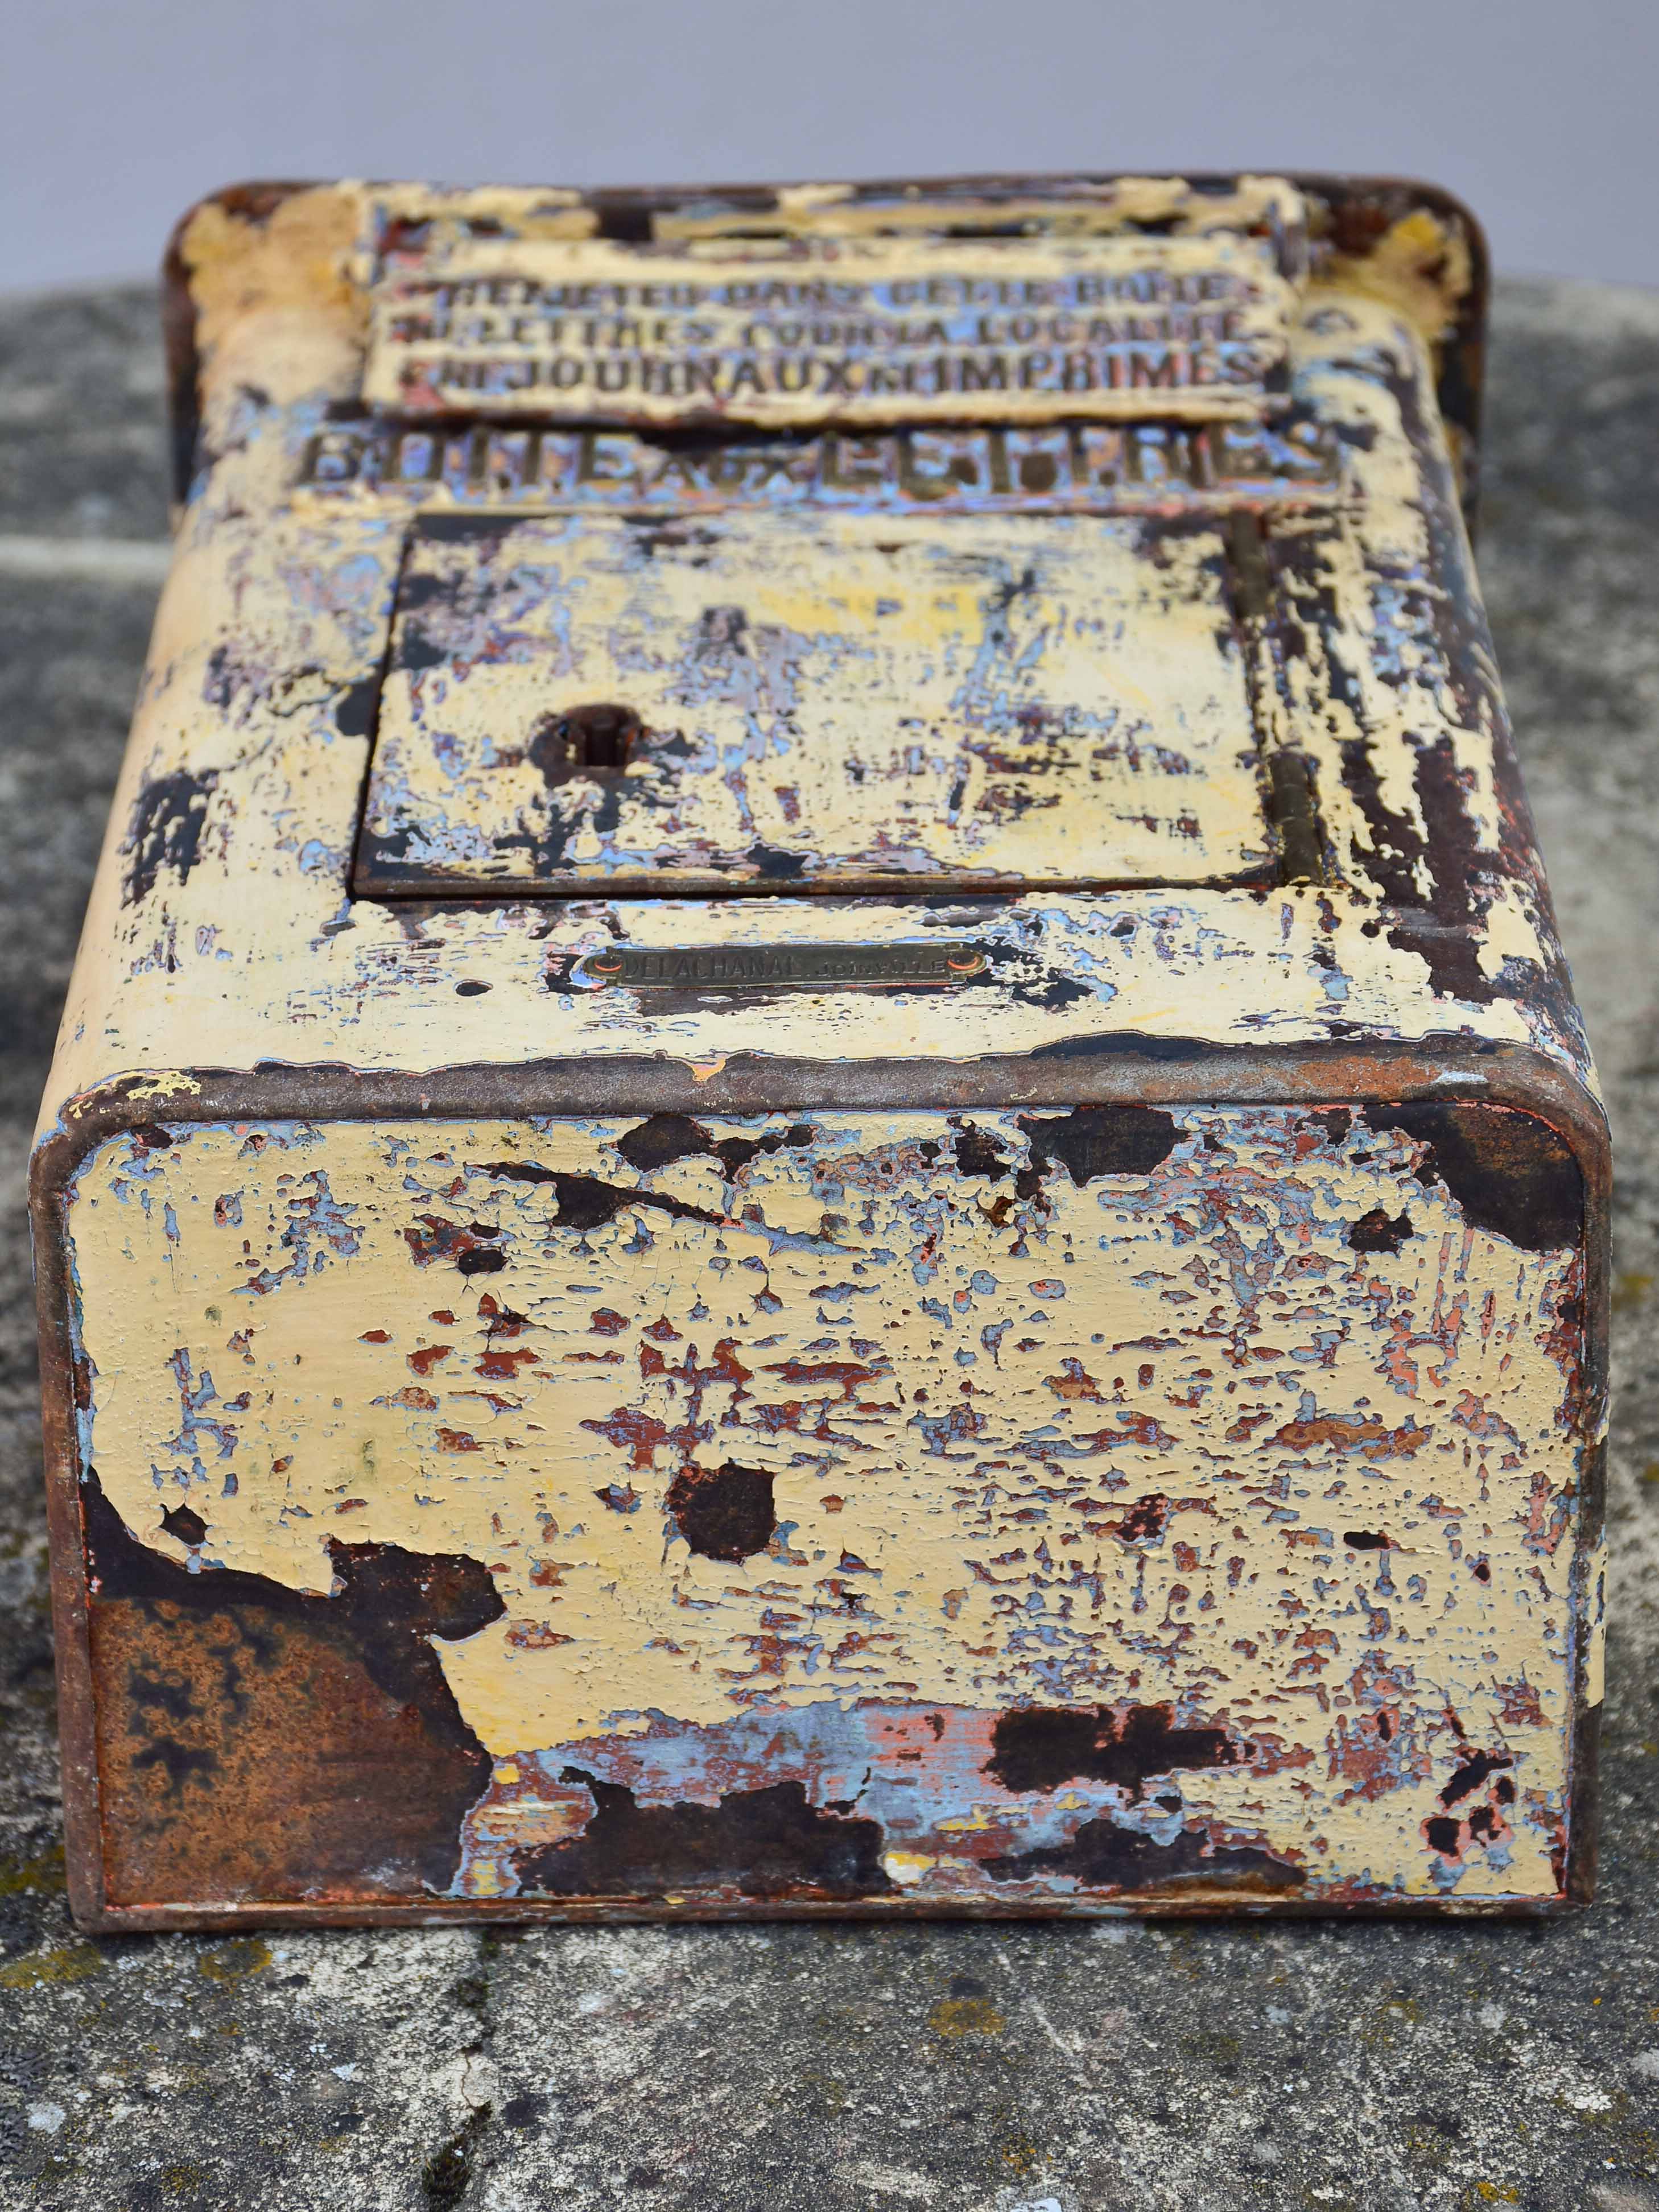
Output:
1 276 1657 2212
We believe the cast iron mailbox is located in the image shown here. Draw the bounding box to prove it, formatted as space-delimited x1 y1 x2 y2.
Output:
31 173 1607 1928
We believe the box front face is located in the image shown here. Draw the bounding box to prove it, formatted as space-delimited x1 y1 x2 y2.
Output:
63 1100 1594 1914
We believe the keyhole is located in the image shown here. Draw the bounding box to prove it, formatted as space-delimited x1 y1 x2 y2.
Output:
544 701 641 773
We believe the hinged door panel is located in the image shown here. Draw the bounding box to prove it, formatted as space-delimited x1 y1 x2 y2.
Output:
353 509 1273 897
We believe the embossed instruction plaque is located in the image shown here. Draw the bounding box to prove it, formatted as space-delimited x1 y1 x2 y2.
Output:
32 174 1606 1928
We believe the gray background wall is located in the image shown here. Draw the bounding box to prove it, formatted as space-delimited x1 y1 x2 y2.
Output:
5 0 1657 294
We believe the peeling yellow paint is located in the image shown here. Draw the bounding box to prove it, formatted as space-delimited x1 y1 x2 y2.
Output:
33 172 1599 1921
1326 206 1476 349
121 1072 203 1104
361 510 1270 892
71 1105 1585 1903
33 281 1584 1128
178 185 369 427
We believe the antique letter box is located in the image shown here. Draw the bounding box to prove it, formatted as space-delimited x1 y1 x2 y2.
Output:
32 174 1608 1927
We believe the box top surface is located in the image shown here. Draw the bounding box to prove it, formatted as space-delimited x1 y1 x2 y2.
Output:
33 172 1601 1161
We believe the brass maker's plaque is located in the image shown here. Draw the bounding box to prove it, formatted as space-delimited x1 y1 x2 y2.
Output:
567 943 989 991
365 233 1295 428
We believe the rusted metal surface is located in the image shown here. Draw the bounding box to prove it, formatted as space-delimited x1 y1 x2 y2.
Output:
30 172 1605 1929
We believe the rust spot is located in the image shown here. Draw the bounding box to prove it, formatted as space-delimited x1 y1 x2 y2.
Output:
666 1462 777 1562
505 1623 574 1650
1363 1104 1582 1251
985 1702 1247 1797
1423 1814 1462 1857
613 1114 814 1179
1422 1746 1517 1864
477 1346 539 1381
581 1406 671 1471
402 1216 506 1275
82 1471 502 1905
1115 1494 1174 1545
514 1773 892 1900
1045 1359 1106 1402
1495 1678 1546 1729
160 1503 207 1547
1348 1207 1412 1254
1270 1412 1428 1460
1440 1751 1512 1807
1334 726 1501 1002
121 769 217 907
382 1384 438 1409
952 1124 1009 1179
1017 1105 1178 1185
760 1356 880 1399
985 1817 1303 1891
474 1163 724 1233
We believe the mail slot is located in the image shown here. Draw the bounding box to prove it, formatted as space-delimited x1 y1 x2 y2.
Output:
30 171 1606 1929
